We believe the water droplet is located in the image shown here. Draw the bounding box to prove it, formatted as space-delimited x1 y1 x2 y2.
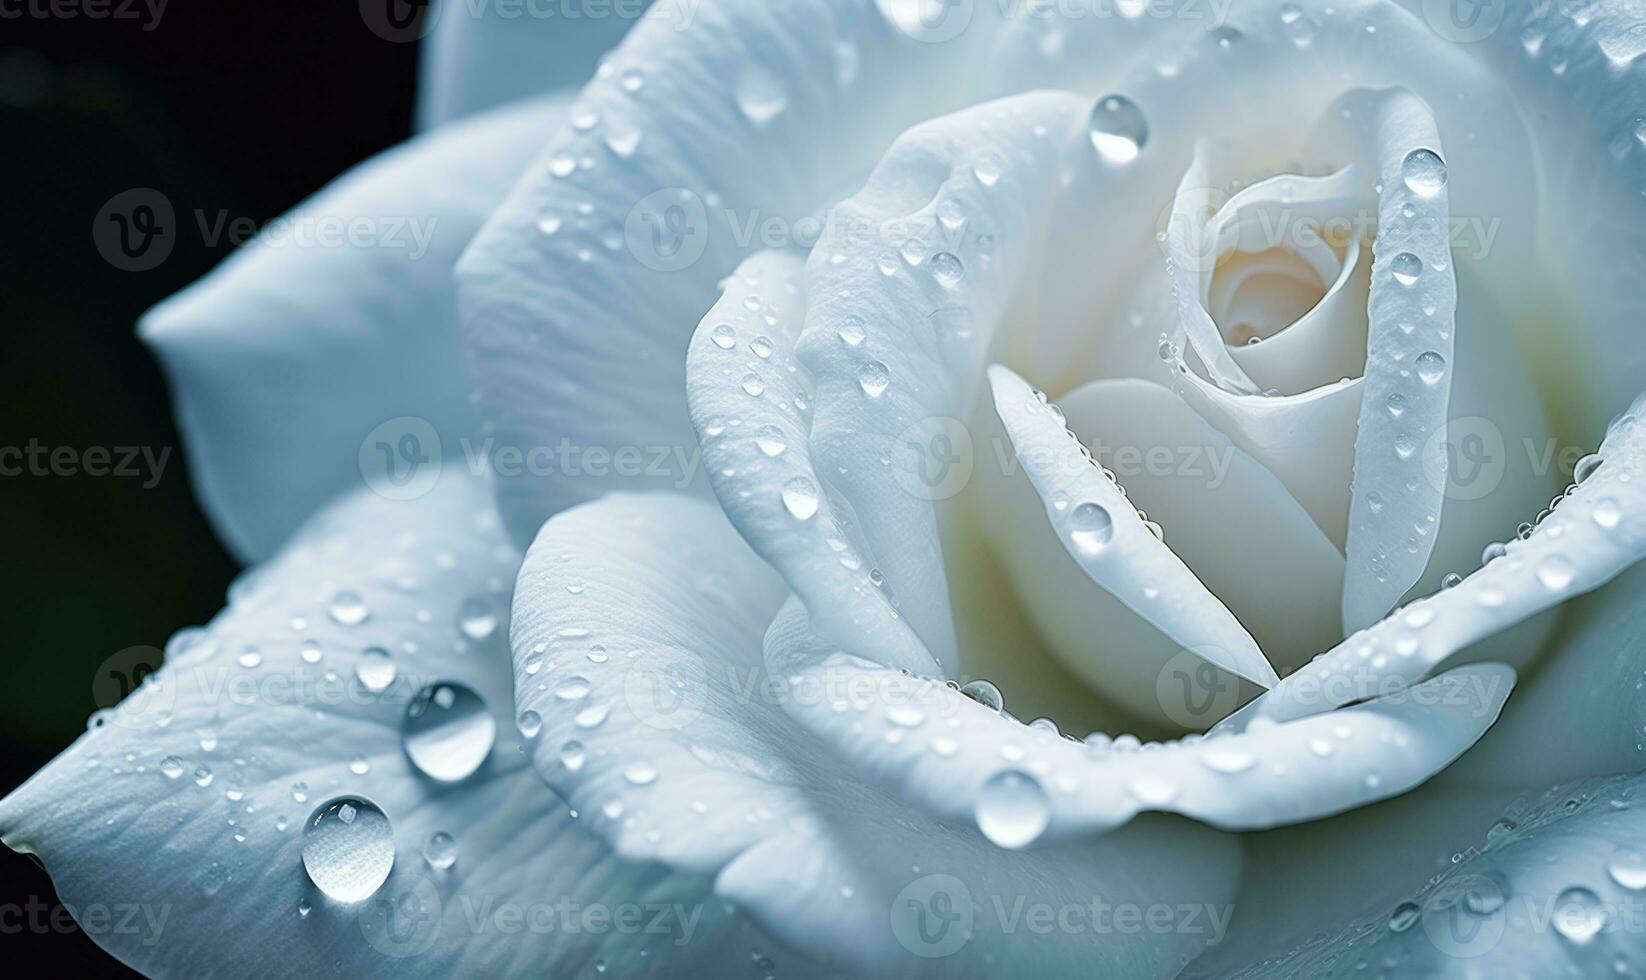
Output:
858 360 891 397
1388 901 1421 933
1401 148 1447 198
740 374 766 397
1575 453 1605 484
457 596 498 641
1416 350 1447 384
1595 498 1623 530
972 152 1004 187
1554 886 1607 943
237 648 262 669
402 682 496 782
625 762 658 786
423 831 457 871
734 68 788 126
837 315 866 347
160 756 185 780
329 590 369 626
975 770 1049 848
1611 853 1646 890
302 797 394 903
1391 252 1423 286
560 740 586 772
960 679 1004 712
517 710 543 739
555 676 592 701
710 323 737 349
1088 94 1148 164
1537 555 1576 590
1068 502 1114 555
356 647 397 694
930 252 964 286
754 425 788 457
1200 748 1255 774
781 477 820 520
1129 776 1177 805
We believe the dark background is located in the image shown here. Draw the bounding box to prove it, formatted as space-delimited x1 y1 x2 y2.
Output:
1 6 420 973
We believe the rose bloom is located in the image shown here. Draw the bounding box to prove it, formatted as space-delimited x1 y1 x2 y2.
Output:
9 1 1646 977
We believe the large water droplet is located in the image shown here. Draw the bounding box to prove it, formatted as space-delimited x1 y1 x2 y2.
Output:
929 251 964 286
1088 94 1148 164
1387 901 1420 933
1537 555 1575 591
1401 148 1447 198
423 831 457 870
1068 502 1115 554
755 425 788 457
1553 886 1606 943
710 323 737 350
837 315 867 347
402 682 496 782
781 477 820 520
1391 252 1423 286
960 679 1004 712
1416 350 1447 384
302 797 394 903
1610 852 1646 890
329 590 369 626
858 360 891 398
975 770 1050 849
356 647 397 694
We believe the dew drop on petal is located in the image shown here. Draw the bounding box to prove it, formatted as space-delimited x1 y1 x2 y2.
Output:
302 797 394 903
1088 94 1148 164
517 710 543 739
710 323 737 349
1553 886 1607 944
858 360 891 398
781 477 820 520
975 770 1050 849
423 831 457 871
1416 350 1447 384
1391 252 1423 286
960 679 1004 712
1068 502 1114 554
734 68 788 126
1537 555 1576 591
329 590 369 626
356 647 397 693
1401 148 1447 198
402 682 496 782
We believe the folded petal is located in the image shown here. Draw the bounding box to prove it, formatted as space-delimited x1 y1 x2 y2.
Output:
1229 390 1646 729
510 491 1241 977
141 95 567 562
685 249 940 676
765 599 1513 838
0 472 811 977
988 365 1278 694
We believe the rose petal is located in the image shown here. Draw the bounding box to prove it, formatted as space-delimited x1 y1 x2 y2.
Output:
1226 389 1646 729
141 95 567 562
0 473 810 977
765 598 1514 836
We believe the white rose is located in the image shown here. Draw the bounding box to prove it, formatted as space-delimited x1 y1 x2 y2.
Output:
9 1 1646 977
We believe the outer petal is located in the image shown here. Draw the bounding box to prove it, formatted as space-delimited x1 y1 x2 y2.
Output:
141 95 567 562
1199 772 1646 978
0 473 810 978
414 0 646 129
765 600 1514 838
509 492 1242 978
